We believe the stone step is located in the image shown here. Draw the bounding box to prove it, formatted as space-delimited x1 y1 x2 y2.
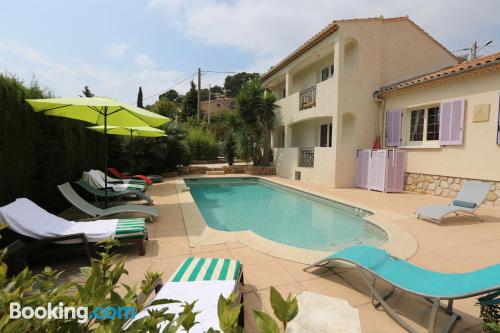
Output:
206 170 225 175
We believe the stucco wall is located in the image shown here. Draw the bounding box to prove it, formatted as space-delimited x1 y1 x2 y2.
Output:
383 71 500 181
290 117 331 147
273 148 298 179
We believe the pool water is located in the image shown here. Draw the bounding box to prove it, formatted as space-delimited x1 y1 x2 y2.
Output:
185 178 388 252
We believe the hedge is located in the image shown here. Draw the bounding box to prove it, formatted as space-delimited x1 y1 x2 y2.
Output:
0 75 105 213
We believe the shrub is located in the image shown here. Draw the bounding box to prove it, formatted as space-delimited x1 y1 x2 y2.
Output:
185 126 218 161
0 239 298 332
0 74 104 213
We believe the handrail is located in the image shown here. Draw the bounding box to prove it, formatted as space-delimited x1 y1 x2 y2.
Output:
298 148 314 167
299 86 316 110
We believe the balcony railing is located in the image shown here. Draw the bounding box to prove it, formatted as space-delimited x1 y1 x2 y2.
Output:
299 86 316 110
298 148 314 167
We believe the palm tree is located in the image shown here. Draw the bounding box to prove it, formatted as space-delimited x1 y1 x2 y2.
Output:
235 79 277 166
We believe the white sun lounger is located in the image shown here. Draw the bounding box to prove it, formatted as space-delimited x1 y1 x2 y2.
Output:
125 257 244 332
0 198 148 256
58 182 158 222
416 181 490 224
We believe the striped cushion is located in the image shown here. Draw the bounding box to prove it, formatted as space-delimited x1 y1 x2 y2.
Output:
114 218 147 240
168 257 241 282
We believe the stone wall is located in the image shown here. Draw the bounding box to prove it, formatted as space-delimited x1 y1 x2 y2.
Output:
178 165 276 176
404 173 500 206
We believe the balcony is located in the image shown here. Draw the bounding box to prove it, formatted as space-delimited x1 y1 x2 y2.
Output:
298 148 314 167
299 86 316 110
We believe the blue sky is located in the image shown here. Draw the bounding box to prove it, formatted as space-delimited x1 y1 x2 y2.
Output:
1 0 499 104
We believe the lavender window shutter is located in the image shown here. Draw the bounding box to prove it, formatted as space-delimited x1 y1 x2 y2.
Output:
385 109 402 147
439 98 465 145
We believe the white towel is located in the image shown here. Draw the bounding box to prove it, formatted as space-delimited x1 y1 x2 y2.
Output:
129 280 237 332
0 198 117 242
85 170 130 192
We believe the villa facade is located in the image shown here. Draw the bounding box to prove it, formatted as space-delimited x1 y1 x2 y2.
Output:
376 52 500 205
264 16 500 205
263 16 458 187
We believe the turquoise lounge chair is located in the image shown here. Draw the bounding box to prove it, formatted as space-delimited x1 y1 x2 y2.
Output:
304 245 500 333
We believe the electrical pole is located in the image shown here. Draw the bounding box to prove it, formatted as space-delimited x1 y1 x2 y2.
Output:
208 84 211 125
471 41 478 60
197 68 201 123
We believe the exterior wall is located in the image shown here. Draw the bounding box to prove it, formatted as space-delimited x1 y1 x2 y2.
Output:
290 117 331 147
273 147 335 186
333 20 458 188
383 71 500 182
379 21 457 86
289 54 334 94
404 173 500 206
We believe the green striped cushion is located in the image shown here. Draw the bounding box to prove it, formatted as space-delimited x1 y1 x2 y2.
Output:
168 257 241 282
114 218 147 240
127 184 145 191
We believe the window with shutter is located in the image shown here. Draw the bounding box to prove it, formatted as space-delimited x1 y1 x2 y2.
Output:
439 98 465 145
385 109 402 147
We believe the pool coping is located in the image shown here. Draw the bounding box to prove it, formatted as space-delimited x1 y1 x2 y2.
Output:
175 174 418 264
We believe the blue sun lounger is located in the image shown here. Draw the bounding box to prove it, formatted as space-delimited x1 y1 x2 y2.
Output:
304 245 500 333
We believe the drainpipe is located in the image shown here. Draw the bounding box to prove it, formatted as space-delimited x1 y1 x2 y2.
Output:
373 91 385 147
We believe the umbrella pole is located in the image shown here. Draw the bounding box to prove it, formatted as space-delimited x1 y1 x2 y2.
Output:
104 107 108 208
130 130 133 174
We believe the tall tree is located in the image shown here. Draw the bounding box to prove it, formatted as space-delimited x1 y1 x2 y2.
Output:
81 86 94 97
159 89 180 102
235 79 276 166
150 98 177 118
181 81 198 121
224 72 260 97
137 86 143 108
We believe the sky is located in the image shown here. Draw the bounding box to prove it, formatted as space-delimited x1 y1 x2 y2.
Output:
1 0 499 104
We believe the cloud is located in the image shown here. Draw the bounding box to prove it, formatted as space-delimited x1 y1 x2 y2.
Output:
0 39 187 104
106 43 131 59
149 0 500 71
135 53 155 67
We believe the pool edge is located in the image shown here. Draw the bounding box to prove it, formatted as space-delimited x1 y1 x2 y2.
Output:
175 174 418 264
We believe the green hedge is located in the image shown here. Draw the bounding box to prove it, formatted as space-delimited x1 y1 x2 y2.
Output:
185 126 218 160
0 75 104 213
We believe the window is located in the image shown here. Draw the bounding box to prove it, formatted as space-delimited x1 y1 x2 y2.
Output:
282 88 286 98
407 106 440 145
320 123 333 147
321 68 329 81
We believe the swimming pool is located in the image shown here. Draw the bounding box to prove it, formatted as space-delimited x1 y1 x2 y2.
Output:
185 177 388 252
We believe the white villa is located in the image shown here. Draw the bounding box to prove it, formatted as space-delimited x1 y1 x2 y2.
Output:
264 16 500 205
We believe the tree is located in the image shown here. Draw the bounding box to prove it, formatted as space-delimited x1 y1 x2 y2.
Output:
149 98 177 118
181 81 198 121
235 78 277 166
137 86 143 108
159 89 180 102
224 72 260 97
81 86 94 97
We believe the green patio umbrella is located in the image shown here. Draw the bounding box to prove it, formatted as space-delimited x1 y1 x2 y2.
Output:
87 125 167 173
26 97 170 206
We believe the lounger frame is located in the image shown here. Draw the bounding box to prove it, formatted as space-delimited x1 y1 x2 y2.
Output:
304 257 498 333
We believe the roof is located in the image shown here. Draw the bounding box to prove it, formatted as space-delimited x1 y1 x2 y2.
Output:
376 51 500 96
261 16 455 82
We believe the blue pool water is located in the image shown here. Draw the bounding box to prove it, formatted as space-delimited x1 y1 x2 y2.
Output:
185 178 388 252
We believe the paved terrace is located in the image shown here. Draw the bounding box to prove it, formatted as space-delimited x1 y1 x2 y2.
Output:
50 176 500 332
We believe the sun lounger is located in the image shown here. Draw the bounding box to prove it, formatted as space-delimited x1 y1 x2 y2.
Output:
416 181 490 223
304 245 500 333
58 182 158 222
108 167 163 184
84 170 146 192
92 169 147 186
0 198 148 261
76 179 154 204
126 257 244 332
